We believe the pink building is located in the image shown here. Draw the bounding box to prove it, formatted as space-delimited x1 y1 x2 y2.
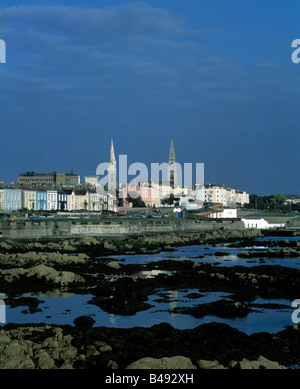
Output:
120 183 160 207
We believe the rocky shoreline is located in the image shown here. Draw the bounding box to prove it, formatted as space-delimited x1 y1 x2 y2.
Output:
1 321 297 369
0 227 264 253
0 228 300 369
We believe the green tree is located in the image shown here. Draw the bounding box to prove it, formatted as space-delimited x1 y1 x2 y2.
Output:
244 193 287 212
161 193 175 206
126 193 146 208
270 194 286 210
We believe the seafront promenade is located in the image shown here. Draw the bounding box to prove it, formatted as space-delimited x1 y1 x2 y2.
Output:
0 217 248 239
1 213 300 240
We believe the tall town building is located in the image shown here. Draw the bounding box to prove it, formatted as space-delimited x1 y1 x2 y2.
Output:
84 175 99 187
107 139 117 195
17 171 80 187
168 137 177 189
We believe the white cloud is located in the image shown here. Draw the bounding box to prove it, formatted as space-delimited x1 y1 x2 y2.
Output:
0 4 198 70
0 3 185 42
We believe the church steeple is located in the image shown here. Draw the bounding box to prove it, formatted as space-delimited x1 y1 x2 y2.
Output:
168 137 177 189
168 137 176 164
109 139 116 165
108 139 117 195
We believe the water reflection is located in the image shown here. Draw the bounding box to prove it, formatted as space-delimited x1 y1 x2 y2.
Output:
37 290 74 298
108 235 300 269
131 269 175 280
0 288 294 336
0 236 298 335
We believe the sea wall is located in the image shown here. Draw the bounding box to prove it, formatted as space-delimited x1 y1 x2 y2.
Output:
0 218 246 239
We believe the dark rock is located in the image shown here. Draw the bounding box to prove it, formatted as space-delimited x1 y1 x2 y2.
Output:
73 315 96 328
171 299 252 319
184 292 204 299
88 277 154 315
6 296 44 314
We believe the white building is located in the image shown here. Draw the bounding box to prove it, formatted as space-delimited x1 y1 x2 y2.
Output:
105 194 118 212
158 182 172 202
1 189 23 211
203 185 229 205
23 190 36 211
87 189 103 211
174 185 191 198
180 196 203 210
207 208 237 219
242 218 284 229
202 185 249 206
47 190 58 211
84 175 99 187
195 188 204 202
0 190 4 210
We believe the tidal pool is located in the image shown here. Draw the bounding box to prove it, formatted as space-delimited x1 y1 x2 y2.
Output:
108 237 300 268
0 289 294 336
1 236 298 335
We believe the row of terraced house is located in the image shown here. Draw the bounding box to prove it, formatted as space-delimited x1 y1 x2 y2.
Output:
0 187 116 212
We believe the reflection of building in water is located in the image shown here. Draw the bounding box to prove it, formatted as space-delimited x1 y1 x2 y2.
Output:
169 290 178 320
0 299 5 324
129 270 179 321
109 314 116 327
131 269 174 280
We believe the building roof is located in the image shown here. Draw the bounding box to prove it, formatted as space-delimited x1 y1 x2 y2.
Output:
19 171 79 177
74 189 87 195
20 172 54 177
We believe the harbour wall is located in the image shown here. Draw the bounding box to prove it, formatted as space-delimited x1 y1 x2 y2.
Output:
0 218 246 239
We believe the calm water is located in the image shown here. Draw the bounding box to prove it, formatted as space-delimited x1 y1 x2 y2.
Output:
1 236 299 335
108 235 300 268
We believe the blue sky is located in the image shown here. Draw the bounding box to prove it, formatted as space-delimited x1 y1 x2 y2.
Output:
0 0 299 195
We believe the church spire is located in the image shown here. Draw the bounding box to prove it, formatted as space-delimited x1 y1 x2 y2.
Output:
168 137 176 164
109 139 116 165
168 137 177 189
108 139 117 197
